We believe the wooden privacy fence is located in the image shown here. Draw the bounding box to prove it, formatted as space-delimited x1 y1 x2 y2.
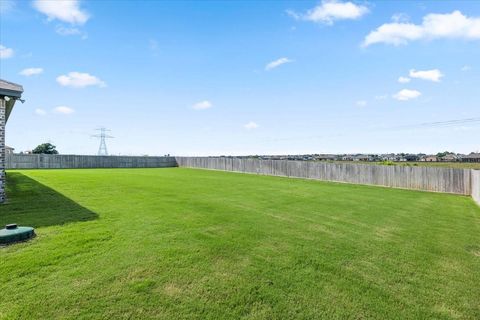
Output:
472 170 480 204
176 157 474 196
5 154 479 204
6 154 177 169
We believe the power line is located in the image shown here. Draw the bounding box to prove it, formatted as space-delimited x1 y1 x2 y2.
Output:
92 128 114 156
247 116 480 144
391 117 480 130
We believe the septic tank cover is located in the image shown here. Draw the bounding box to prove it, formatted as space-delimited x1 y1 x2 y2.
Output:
0 224 35 245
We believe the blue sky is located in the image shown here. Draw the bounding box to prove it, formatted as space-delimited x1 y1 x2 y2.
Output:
1 0 479 156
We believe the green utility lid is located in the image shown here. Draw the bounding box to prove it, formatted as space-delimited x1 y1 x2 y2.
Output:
0 224 35 245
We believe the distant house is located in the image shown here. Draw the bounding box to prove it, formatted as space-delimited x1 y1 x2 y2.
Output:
462 153 480 163
353 154 370 162
405 154 420 161
440 154 458 162
423 155 438 162
381 154 396 161
5 146 14 155
316 154 337 161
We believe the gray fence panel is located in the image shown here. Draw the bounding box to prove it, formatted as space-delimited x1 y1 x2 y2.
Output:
8 155 477 198
6 154 177 169
175 157 473 195
472 170 480 206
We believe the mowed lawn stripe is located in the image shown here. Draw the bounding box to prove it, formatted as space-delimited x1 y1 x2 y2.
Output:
1 168 479 319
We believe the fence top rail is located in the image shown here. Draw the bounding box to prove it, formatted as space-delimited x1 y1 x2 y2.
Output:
8 154 175 159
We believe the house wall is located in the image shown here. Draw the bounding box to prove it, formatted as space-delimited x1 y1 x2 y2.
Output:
176 157 472 195
6 154 177 169
0 99 5 203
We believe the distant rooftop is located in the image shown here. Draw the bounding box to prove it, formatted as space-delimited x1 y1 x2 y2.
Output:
0 79 23 98
464 153 480 159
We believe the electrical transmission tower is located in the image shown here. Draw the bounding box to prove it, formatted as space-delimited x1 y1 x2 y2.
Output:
92 128 114 156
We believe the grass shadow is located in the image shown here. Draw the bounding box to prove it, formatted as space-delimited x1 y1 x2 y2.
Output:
0 172 98 228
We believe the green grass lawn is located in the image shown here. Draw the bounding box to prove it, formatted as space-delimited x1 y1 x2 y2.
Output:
1 168 479 319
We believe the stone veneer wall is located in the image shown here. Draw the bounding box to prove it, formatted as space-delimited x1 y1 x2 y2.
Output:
0 99 5 203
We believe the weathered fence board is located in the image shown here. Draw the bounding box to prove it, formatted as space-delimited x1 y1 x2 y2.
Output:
6 154 177 169
472 170 480 205
176 157 473 195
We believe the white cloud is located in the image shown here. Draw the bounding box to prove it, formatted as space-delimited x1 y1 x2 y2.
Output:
54 106 75 114
363 23 423 46
391 13 410 23
461 65 471 71
409 69 443 82
393 89 421 101
363 11 480 46
19 67 44 76
374 94 388 100
265 57 293 71
192 100 213 110
55 25 87 39
356 100 367 107
56 72 106 88
0 44 14 59
33 0 89 25
55 26 81 35
35 108 47 116
398 76 411 83
288 0 369 25
244 121 259 130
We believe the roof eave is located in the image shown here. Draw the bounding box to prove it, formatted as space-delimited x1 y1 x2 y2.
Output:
0 79 24 98
0 88 23 98
0 80 24 123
